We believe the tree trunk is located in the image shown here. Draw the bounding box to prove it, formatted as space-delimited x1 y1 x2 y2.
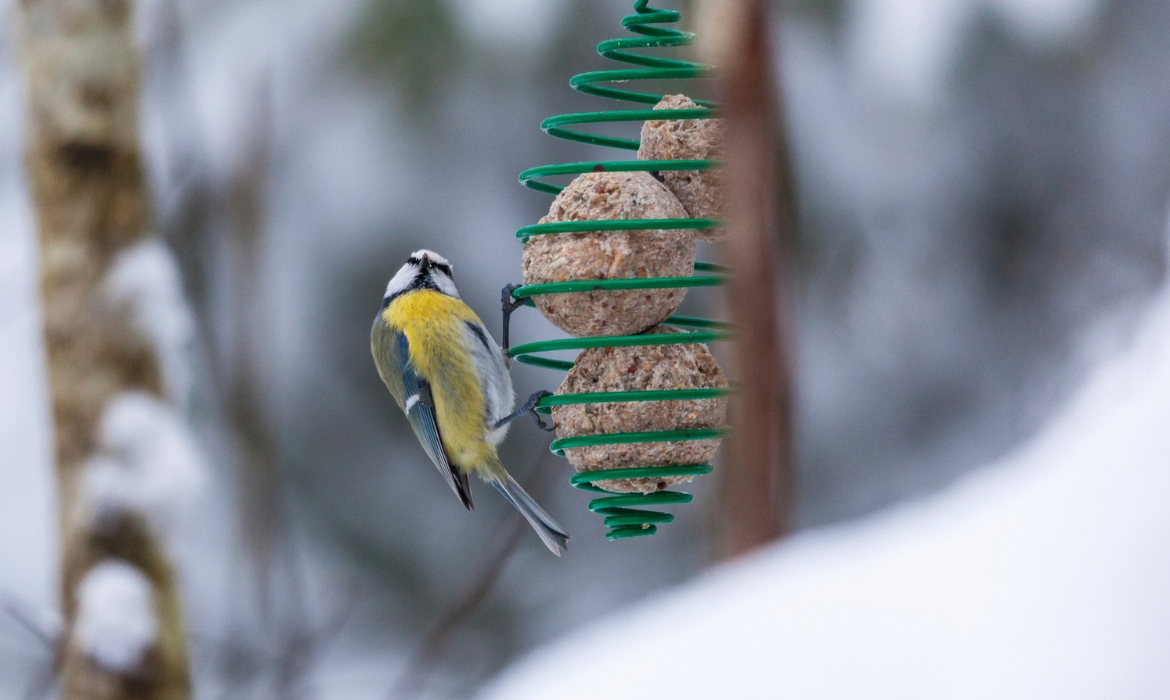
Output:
703 0 798 559
15 0 191 697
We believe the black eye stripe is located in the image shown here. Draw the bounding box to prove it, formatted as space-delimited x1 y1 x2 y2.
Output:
434 263 453 277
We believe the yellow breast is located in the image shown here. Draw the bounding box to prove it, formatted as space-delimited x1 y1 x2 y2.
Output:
382 291 497 472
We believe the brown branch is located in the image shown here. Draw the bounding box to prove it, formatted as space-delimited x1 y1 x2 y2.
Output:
712 0 797 558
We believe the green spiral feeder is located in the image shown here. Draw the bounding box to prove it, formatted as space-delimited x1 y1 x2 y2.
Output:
504 1 732 540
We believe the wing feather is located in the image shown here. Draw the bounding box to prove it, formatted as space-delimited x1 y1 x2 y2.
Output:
378 321 473 510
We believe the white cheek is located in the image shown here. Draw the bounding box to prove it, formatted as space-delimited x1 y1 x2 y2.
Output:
434 274 460 299
384 265 417 298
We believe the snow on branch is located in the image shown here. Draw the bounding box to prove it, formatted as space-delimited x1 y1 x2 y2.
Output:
72 559 158 673
105 238 197 405
82 391 206 536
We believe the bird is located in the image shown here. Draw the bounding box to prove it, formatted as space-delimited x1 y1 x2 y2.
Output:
371 249 570 555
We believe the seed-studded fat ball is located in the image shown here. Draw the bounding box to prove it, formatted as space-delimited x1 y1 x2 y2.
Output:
551 326 728 493
638 94 725 241
521 171 695 337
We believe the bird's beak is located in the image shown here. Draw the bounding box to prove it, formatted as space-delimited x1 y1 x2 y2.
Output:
419 256 432 272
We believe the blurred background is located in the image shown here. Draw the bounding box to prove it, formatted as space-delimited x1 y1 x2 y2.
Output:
1 0 1168 697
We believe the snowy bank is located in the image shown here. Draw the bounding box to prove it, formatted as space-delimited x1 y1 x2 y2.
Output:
480 275 1170 698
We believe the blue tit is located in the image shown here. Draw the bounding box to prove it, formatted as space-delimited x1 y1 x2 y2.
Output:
371 249 570 555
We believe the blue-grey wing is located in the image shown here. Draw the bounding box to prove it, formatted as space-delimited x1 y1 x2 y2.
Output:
381 326 473 510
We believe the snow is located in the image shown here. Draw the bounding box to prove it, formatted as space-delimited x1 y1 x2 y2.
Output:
105 238 197 405
81 391 206 537
72 560 159 673
479 253 1170 697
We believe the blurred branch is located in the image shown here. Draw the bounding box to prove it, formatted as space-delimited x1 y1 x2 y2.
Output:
273 594 356 699
144 7 337 697
705 0 797 558
218 70 327 700
388 515 526 700
146 0 282 588
224 72 282 596
1 593 60 648
188 582 361 699
0 592 61 700
388 454 558 700
148 0 218 327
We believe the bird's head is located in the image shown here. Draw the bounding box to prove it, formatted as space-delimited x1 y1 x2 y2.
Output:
383 249 459 305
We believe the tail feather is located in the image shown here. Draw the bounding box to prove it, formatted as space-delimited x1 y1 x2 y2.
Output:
494 475 570 556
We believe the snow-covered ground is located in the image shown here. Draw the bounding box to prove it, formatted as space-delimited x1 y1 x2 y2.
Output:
480 233 1170 698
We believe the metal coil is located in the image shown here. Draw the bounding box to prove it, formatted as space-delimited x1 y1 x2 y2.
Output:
508 1 729 540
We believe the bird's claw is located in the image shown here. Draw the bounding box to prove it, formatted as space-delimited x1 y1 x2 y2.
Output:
531 412 555 432
528 390 555 432
501 283 526 361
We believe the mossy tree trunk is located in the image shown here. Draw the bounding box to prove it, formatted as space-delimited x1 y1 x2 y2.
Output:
15 0 191 697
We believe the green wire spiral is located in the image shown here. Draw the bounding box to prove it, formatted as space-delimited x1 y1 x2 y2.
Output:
508 1 730 540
